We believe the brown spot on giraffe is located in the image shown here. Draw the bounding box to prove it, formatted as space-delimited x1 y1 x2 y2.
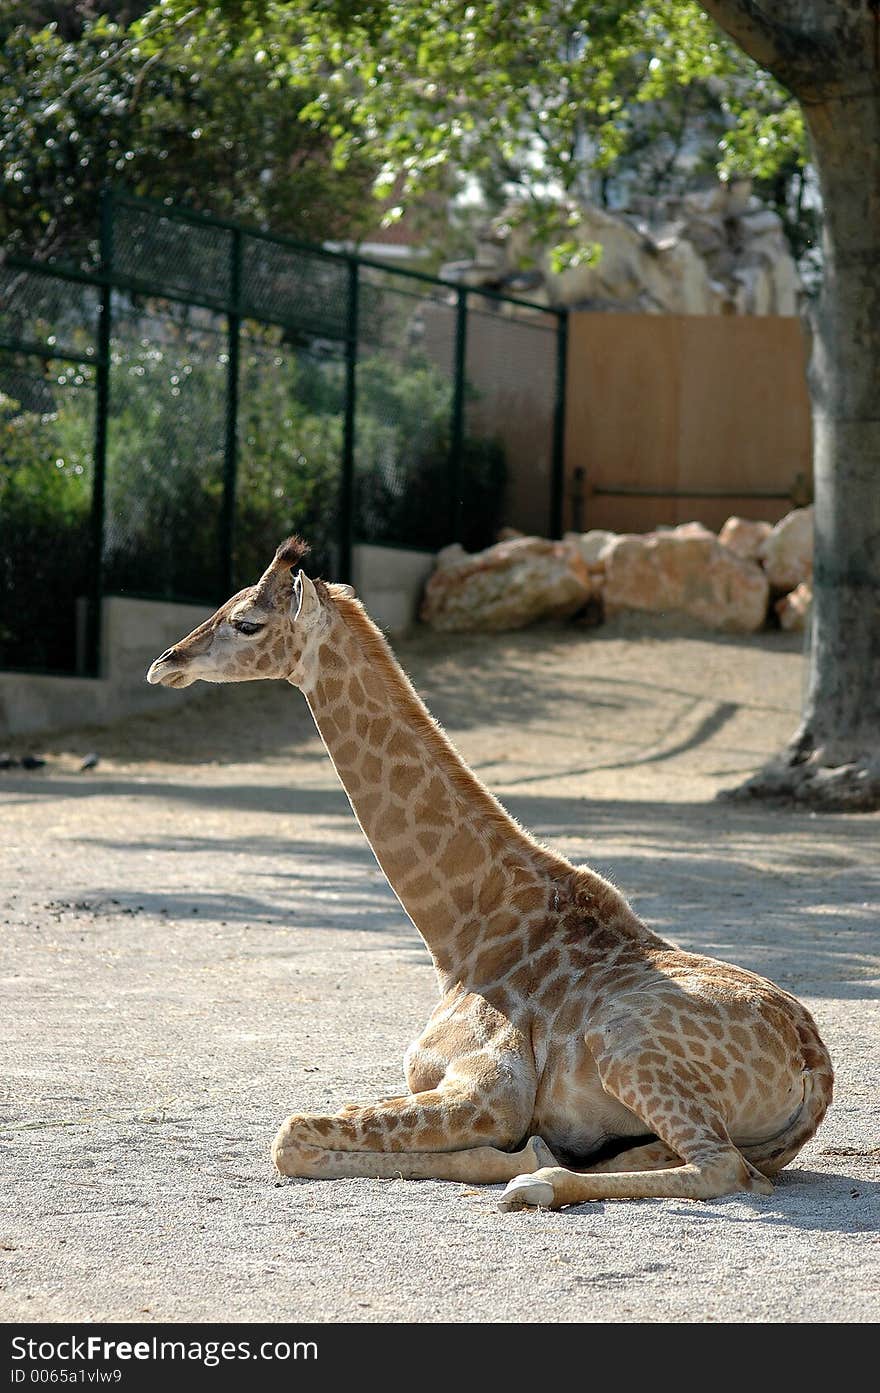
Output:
369 715 392 746
381 804 407 838
438 828 488 879
361 751 382 783
393 763 424 800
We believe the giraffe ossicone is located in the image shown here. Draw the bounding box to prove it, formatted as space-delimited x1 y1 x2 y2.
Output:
147 537 833 1210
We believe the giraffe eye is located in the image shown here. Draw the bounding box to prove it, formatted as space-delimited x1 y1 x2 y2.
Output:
232 619 264 636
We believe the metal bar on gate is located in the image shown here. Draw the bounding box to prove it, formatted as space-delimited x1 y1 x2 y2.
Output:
591 487 796 499
338 258 358 584
0 336 97 366
550 309 569 539
221 228 243 595
6 204 555 315
448 286 468 545
85 189 113 678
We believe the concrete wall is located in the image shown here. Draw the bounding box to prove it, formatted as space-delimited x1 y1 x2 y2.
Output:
420 300 559 537
564 313 813 534
0 597 215 740
352 543 435 634
0 545 435 740
464 306 559 538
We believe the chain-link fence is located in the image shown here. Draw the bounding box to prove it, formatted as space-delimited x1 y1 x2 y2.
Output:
1 192 567 676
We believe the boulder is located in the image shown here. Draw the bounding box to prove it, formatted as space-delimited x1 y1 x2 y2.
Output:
718 516 773 563
421 536 592 632
564 529 617 569
602 524 769 632
447 180 801 316
435 543 468 569
673 521 716 540
760 506 814 591
545 203 716 314
776 581 812 633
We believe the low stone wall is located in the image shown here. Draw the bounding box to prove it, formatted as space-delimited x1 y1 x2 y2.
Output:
0 544 435 739
352 543 435 634
0 597 215 740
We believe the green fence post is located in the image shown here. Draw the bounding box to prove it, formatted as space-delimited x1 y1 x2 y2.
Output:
86 188 113 677
448 286 468 544
221 227 242 595
550 309 569 539
338 258 358 584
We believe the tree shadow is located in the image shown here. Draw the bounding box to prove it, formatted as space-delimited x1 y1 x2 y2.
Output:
14 774 872 1001
17 621 807 770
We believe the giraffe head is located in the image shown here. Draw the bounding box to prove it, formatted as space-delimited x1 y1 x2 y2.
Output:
146 537 348 690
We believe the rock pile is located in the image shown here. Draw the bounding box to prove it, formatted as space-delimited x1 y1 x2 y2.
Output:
420 508 814 635
717 516 772 562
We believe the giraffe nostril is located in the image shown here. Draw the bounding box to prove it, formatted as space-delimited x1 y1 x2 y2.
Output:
157 647 179 664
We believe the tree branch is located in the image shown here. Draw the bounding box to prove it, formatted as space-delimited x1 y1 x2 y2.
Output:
696 1 853 94
60 6 202 102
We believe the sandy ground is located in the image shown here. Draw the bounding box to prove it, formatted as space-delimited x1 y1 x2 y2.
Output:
1 618 878 1324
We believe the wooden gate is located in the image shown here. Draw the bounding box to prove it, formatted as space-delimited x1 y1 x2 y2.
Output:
564 313 812 534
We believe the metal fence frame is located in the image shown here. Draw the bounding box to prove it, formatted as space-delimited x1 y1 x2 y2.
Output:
1 190 568 678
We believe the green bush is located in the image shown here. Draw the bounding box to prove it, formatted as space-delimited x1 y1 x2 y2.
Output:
354 352 506 554
0 383 93 671
234 344 345 587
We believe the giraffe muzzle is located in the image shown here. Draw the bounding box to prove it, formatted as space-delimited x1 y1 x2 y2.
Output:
146 648 190 687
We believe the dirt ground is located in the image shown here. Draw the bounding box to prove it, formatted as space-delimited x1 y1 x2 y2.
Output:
1 617 878 1324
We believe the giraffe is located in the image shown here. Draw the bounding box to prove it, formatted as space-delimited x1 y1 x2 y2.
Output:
147 537 834 1211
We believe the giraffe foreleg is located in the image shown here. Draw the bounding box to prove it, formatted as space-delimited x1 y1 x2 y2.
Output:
272 1053 544 1184
273 1128 557 1183
498 1147 772 1210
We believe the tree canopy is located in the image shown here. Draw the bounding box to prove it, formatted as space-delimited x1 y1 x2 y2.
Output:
2 1 817 272
0 1 378 262
157 1 815 268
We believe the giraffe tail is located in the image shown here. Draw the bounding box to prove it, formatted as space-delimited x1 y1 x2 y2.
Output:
740 1051 834 1176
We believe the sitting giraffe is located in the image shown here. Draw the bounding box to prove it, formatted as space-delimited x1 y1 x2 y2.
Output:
147 538 833 1211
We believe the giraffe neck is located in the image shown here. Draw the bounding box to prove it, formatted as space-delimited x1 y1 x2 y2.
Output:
298 596 576 983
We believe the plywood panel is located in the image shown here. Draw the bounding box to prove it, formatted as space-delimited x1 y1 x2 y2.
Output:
573 495 796 537
565 315 681 504
419 300 558 537
677 317 812 496
465 308 558 536
564 313 812 536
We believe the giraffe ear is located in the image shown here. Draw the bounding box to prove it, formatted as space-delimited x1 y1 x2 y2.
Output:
291 572 304 621
291 569 320 623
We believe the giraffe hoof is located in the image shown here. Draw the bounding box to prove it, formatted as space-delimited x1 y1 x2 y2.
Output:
747 1167 775 1197
498 1172 556 1212
271 1121 298 1176
524 1135 558 1170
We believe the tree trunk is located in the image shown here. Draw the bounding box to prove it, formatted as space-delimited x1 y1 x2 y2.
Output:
700 1 880 810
